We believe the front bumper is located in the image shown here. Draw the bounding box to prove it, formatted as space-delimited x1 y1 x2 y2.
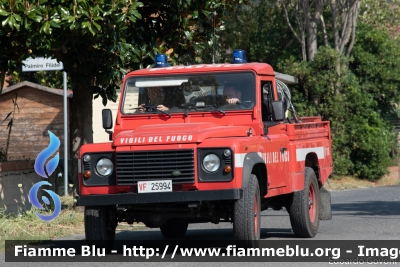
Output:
75 189 243 206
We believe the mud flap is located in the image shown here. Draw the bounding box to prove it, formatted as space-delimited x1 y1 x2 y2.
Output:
319 186 332 220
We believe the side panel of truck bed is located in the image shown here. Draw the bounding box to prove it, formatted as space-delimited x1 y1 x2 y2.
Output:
285 118 332 190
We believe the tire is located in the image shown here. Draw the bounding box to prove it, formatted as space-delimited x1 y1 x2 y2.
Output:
233 174 261 247
160 220 188 238
288 167 320 238
85 206 117 250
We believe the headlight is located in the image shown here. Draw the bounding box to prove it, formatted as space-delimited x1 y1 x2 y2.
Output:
202 154 220 173
96 158 114 176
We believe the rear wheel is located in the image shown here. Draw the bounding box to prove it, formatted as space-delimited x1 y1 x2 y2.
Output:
288 167 320 237
233 174 261 247
85 206 117 250
160 220 188 238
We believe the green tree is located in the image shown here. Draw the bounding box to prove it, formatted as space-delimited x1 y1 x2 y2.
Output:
280 47 396 180
0 0 240 188
350 19 400 115
219 0 400 180
209 1 301 67
7 70 65 88
279 0 360 62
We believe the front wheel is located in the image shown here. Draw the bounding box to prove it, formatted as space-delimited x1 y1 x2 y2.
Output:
85 206 117 250
288 167 320 237
233 174 261 247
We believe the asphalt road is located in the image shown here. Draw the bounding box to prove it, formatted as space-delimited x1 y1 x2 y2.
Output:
2 185 400 266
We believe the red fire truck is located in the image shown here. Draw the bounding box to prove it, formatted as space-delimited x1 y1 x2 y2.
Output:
76 50 332 247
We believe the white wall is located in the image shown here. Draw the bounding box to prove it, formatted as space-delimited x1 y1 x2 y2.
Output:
92 90 121 143
92 87 139 143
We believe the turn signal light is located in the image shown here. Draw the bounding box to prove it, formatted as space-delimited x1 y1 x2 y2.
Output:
83 170 91 179
224 165 232 173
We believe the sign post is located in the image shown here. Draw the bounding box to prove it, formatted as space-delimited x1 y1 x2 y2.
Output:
62 71 68 197
22 57 69 196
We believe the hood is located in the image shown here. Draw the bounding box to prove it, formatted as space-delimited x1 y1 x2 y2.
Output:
113 122 249 146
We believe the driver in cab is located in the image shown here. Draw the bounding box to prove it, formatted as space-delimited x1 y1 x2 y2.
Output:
223 83 242 105
136 87 169 112
136 86 185 112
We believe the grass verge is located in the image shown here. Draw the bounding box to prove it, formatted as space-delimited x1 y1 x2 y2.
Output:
0 196 146 252
0 196 84 251
325 166 400 191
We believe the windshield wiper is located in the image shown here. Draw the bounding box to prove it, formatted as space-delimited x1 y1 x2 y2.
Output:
203 105 225 115
182 104 225 116
157 109 171 118
183 104 196 117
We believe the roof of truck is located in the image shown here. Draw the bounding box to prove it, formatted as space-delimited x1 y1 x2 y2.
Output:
126 62 275 77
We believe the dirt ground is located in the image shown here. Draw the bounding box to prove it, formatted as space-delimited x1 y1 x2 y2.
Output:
385 166 400 181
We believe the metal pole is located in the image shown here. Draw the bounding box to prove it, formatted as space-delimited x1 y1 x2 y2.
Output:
212 10 216 64
63 71 68 196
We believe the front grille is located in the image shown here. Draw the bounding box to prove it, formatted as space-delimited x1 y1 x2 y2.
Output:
116 150 195 185
83 160 91 171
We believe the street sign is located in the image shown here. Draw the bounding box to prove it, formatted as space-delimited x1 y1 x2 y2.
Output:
21 56 68 196
22 57 64 72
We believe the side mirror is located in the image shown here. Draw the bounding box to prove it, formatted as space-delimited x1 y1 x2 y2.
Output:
102 109 113 141
271 101 285 121
102 109 113 129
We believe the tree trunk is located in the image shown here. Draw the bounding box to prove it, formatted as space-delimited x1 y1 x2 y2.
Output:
329 0 360 57
345 0 360 57
306 0 323 61
70 72 93 196
0 71 6 94
320 15 329 47
306 17 318 61
301 33 307 61
281 0 307 61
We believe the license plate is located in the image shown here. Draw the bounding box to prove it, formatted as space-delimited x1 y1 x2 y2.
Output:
137 180 172 193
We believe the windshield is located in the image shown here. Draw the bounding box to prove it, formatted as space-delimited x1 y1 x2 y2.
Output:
121 72 255 115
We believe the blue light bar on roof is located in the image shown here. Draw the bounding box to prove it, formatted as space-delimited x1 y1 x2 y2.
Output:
154 54 169 68
231 49 247 64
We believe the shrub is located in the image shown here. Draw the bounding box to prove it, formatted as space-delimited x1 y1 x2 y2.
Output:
281 47 396 181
